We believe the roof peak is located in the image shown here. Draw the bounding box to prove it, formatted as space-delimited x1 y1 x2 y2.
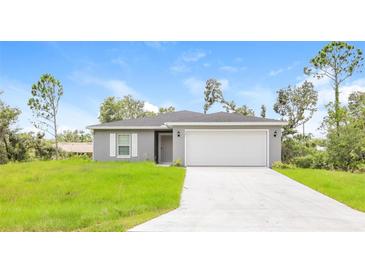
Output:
87 109 285 129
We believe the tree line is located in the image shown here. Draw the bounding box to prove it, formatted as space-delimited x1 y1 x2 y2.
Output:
0 74 91 163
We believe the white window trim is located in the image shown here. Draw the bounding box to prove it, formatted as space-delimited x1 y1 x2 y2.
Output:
117 134 131 159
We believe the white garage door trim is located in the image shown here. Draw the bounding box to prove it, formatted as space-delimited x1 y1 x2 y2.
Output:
184 129 269 167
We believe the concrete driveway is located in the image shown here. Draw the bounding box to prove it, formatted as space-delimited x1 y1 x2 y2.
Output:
130 167 365 231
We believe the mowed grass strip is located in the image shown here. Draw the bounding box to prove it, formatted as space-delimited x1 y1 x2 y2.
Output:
0 159 185 231
274 168 365 212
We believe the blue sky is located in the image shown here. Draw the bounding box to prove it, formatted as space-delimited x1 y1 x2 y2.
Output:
1 41 365 137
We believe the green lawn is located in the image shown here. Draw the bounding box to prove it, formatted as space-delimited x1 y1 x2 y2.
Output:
0 159 185 232
274 168 365 212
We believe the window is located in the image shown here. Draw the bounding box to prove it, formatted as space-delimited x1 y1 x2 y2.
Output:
117 134 131 158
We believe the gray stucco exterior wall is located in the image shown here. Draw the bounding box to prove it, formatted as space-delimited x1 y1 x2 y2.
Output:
93 129 155 161
172 126 282 167
93 126 282 167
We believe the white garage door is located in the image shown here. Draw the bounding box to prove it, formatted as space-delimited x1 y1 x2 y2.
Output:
185 130 268 167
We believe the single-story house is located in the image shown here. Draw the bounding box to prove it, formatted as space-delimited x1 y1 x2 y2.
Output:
58 142 93 155
87 111 287 167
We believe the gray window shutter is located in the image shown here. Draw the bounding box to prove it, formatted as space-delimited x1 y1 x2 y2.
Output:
131 133 138 157
110 133 116 157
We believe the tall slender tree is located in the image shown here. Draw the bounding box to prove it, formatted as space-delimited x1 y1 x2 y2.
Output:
203 79 224 114
304 41 363 131
273 81 318 137
260 104 266 118
28 74 63 159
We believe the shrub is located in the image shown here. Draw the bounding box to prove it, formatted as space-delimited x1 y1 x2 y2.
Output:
272 161 295 169
355 163 365 173
281 135 318 163
311 151 330 169
293 155 315 168
64 153 92 160
327 125 365 171
171 159 182 167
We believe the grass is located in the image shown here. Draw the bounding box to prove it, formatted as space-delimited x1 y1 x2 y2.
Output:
0 159 186 231
274 168 365 212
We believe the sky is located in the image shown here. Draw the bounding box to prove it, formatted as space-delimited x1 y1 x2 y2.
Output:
1 41 365 137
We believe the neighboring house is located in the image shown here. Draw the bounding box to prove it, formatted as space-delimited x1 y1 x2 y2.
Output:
87 111 287 167
58 142 93 155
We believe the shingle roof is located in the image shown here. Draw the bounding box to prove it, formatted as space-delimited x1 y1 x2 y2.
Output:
87 110 285 129
58 142 93 153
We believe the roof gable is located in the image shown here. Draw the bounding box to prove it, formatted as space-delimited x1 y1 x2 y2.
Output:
87 110 285 129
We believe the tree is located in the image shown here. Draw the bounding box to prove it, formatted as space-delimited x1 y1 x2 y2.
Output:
159 106 175 114
99 95 145 123
221 100 254 116
273 81 318 136
28 74 63 159
260 105 266 118
304 41 363 131
320 102 349 132
0 92 21 163
32 132 57 160
203 79 224 114
203 78 255 116
327 124 365 171
58 130 92 142
348 91 365 128
99 95 176 123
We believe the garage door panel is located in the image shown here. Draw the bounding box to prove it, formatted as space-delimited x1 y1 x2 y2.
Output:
186 130 267 166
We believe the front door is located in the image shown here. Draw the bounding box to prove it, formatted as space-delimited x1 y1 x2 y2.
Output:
159 134 173 163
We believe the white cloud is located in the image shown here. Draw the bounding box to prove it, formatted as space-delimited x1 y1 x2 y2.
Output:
287 62 299 70
101 80 137 97
238 86 275 115
219 65 247 73
70 70 138 97
111 57 128 68
143 101 159 113
170 63 190 73
269 62 299 77
219 79 230 90
220 66 238 72
269 68 284 76
170 50 207 73
58 102 98 131
183 77 205 95
181 50 207 62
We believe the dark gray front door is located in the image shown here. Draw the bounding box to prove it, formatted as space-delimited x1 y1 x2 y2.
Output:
160 134 173 163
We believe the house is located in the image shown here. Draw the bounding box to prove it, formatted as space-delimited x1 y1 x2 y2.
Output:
87 111 287 167
58 142 93 155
